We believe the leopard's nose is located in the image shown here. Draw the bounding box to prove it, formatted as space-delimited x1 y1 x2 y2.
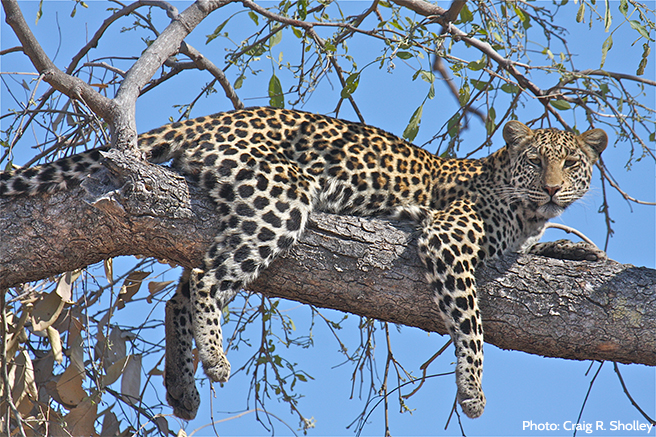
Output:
544 185 561 197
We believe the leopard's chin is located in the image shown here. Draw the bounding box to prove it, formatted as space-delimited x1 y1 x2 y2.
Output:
538 202 566 219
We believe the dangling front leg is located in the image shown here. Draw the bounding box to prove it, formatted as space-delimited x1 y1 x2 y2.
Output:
418 205 486 418
165 269 200 420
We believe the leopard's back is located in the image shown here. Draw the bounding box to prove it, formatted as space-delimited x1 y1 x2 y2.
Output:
140 107 476 217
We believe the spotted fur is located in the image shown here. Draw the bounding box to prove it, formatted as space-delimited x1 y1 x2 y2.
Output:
0 107 607 420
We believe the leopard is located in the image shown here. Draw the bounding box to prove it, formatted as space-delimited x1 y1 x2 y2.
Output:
0 106 607 420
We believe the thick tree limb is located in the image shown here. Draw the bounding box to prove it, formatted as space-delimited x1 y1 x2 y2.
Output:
1 163 654 367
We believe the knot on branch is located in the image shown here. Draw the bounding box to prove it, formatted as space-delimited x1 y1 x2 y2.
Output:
82 150 193 220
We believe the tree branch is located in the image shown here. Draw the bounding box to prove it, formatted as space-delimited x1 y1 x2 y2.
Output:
1 166 654 367
2 0 234 151
2 0 117 120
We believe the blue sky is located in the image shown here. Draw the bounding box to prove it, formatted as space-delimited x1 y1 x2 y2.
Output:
1 1 655 436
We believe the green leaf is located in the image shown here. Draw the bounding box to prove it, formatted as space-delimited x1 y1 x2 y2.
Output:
206 18 230 44
390 20 404 31
397 51 413 60
604 0 612 32
514 5 531 29
447 113 460 138
470 79 488 91
486 107 496 135
268 74 284 108
269 29 282 48
292 27 303 38
458 82 470 106
324 42 337 52
649 132 655 142
500 83 519 94
576 1 585 23
600 34 613 68
459 4 473 23
340 73 360 99
246 44 266 57
629 20 651 40
234 74 245 90
427 83 435 100
248 11 259 25
419 70 435 84
550 100 571 111
403 105 423 142
297 0 307 20
619 0 629 17
467 57 486 71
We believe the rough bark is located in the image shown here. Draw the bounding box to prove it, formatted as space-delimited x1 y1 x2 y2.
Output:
1 160 654 367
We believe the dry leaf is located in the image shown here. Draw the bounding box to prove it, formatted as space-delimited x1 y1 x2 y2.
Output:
64 397 98 437
101 410 120 437
121 354 142 405
146 280 174 303
69 331 84 373
56 363 85 408
192 347 200 374
147 363 163 376
102 355 129 388
155 415 169 435
106 326 126 368
116 271 150 309
6 310 29 357
67 316 84 349
32 350 55 385
55 270 80 302
31 290 65 332
8 351 38 403
46 326 63 364
104 258 114 285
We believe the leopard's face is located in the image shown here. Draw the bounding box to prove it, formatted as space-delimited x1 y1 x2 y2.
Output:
503 121 608 219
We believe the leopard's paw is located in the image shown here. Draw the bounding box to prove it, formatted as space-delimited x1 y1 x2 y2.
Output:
165 368 200 420
203 352 231 383
528 239 607 262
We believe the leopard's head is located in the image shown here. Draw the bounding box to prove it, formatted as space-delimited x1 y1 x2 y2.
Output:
503 121 607 219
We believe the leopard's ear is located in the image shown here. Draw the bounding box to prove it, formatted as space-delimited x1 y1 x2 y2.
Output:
578 128 607 162
503 120 533 156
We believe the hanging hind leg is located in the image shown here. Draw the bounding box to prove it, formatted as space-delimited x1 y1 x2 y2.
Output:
190 187 314 384
164 270 200 420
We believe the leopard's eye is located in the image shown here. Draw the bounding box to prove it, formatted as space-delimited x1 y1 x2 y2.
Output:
528 157 542 167
564 158 578 168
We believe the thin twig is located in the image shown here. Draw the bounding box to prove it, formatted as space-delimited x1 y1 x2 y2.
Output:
544 223 597 246
573 362 604 437
613 362 656 426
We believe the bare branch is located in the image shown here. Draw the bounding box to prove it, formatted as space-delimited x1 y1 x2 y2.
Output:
179 42 244 110
2 0 117 120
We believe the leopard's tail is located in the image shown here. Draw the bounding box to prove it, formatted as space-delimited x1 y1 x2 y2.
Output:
0 115 221 197
0 148 107 196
